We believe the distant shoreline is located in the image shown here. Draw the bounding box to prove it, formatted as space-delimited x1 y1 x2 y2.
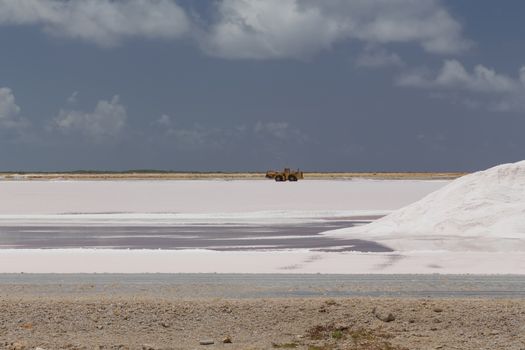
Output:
0 172 465 181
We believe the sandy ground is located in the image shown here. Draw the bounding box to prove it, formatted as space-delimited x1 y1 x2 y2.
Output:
0 294 523 349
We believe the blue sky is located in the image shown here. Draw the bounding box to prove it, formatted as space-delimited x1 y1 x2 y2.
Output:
0 0 524 171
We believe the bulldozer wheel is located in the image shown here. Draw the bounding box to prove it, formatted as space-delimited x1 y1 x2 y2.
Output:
288 175 298 182
275 175 284 182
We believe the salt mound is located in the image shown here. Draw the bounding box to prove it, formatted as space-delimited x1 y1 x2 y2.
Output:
325 160 525 252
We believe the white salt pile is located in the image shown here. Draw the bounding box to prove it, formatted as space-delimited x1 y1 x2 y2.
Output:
325 160 525 252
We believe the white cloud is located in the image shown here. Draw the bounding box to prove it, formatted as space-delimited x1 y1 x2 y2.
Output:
398 60 518 93
54 95 127 139
397 60 525 112
0 0 190 46
0 87 28 129
0 0 471 59
355 46 404 68
203 0 340 59
203 0 471 59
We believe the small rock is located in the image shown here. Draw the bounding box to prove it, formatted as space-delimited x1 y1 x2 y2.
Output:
199 340 214 346
372 307 396 322
408 319 416 324
433 307 443 313
161 322 170 328
222 336 232 344
141 345 155 350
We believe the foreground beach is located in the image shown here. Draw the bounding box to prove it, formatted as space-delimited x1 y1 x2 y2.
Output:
2 294 523 349
1 274 525 349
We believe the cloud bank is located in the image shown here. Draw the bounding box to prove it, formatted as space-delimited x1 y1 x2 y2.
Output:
203 0 471 59
0 0 470 58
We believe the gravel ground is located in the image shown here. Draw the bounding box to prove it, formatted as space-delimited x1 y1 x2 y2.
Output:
1 275 524 349
1 296 524 349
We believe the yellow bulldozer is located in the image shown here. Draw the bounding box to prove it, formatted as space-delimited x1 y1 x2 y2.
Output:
265 168 304 182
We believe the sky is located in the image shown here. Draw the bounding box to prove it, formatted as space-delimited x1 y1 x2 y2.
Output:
0 0 525 172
